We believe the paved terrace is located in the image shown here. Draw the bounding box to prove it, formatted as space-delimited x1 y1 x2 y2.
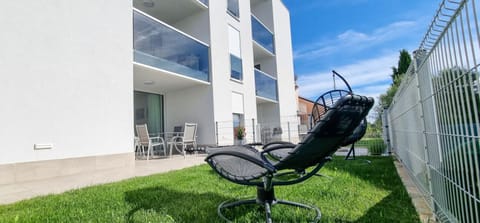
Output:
0 155 206 205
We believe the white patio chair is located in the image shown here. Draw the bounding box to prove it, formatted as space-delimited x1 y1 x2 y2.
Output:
168 123 197 158
135 124 166 160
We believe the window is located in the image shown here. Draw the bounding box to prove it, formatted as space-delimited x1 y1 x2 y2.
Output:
230 55 243 80
227 0 239 18
134 91 164 134
228 25 242 80
233 113 245 143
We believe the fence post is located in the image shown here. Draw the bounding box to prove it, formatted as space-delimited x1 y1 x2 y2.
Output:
413 50 435 210
215 121 219 146
287 121 291 142
382 108 391 154
252 118 256 143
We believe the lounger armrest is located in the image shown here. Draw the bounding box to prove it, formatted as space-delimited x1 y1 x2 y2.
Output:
262 141 295 150
260 144 296 162
261 144 296 153
206 150 276 172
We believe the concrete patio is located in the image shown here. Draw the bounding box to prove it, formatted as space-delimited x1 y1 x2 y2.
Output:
0 155 206 205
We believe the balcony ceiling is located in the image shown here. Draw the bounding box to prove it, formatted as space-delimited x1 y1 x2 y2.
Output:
134 63 209 93
133 0 207 24
253 41 275 61
250 0 267 7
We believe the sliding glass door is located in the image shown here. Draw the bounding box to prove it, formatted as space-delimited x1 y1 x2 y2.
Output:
134 91 164 134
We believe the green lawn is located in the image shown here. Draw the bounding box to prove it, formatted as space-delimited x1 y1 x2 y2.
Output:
0 156 420 223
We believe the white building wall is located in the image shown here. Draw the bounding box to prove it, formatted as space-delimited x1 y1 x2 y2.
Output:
164 85 215 145
232 0 258 143
0 1 133 164
272 1 298 142
210 0 273 145
0 0 297 164
209 0 232 145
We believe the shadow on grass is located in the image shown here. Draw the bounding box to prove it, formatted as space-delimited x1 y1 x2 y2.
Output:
343 193 420 223
124 185 319 223
124 186 230 222
329 156 401 190
325 156 421 223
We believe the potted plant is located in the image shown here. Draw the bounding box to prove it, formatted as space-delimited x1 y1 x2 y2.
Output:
234 126 246 145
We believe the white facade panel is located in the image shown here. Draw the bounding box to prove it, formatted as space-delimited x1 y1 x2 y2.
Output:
0 0 133 164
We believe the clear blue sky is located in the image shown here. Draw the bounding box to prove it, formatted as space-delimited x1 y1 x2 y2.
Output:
282 0 441 102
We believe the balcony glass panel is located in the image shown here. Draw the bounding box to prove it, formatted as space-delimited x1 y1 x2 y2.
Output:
251 16 274 54
230 54 243 80
227 0 239 18
133 11 209 82
255 69 278 101
198 0 208 6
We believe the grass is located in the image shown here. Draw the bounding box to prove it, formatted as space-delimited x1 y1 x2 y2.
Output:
0 156 420 223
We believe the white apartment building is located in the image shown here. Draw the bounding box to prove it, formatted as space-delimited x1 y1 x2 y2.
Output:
0 0 297 186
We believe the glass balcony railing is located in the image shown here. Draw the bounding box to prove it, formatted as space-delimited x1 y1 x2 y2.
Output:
251 15 275 54
198 0 208 6
133 10 209 82
227 0 239 18
255 69 278 101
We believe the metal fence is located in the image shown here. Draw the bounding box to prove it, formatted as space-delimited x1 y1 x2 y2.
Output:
214 115 301 146
385 0 480 222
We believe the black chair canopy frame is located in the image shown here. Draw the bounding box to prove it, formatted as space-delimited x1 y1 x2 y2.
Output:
311 70 369 161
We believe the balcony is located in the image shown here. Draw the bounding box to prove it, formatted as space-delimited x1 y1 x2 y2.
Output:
227 0 240 18
255 69 278 102
133 0 207 24
251 15 275 55
133 10 209 83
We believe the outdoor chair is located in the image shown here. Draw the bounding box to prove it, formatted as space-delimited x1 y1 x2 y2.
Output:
168 123 198 158
312 89 369 160
205 94 374 223
135 124 166 160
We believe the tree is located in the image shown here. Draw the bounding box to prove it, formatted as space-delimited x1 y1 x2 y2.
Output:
390 50 412 86
371 50 412 127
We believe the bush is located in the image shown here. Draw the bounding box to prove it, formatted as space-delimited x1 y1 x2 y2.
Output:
357 138 386 155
